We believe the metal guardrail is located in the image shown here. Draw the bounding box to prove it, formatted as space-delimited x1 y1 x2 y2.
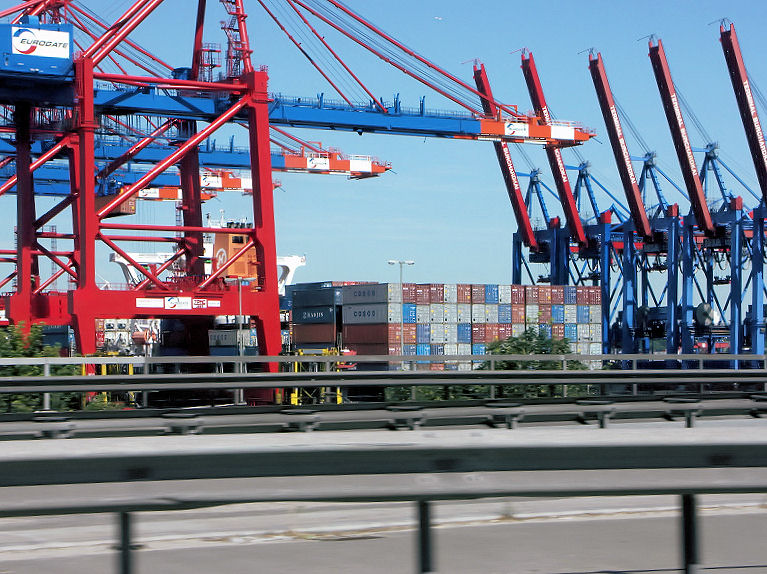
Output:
0 426 765 573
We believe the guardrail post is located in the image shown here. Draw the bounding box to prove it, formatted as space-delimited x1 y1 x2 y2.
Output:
681 494 699 574
417 500 434 573
118 511 133 574
42 362 51 411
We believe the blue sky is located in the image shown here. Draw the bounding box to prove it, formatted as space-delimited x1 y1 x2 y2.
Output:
5 1 767 287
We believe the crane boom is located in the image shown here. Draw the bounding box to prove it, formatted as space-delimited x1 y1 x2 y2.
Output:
588 52 652 239
472 63 538 251
719 23 767 203
520 52 586 245
648 39 715 235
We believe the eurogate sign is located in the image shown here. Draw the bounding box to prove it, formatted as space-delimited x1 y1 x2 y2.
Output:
11 27 70 58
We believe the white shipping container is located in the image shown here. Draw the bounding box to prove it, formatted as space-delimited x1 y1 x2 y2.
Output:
576 342 590 355
564 305 577 324
443 304 458 323
388 283 402 303
429 303 445 323
208 329 251 347
457 343 472 356
388 304 403 323
443 284 458 303
457 304 472 323
430 326 446 344
458 361 473 371
471 304 486 323
589 323 602 341
444 323 458 343
577 323 591 342
342 303 391 324
590 305 602 324
498 284 512 304
416 305 430 323
525 304 539 324
589 342 602 355
512 323 526 337
484 304 499 323
444 343 458 356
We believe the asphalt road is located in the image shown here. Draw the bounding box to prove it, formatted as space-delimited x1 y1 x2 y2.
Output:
0 496 765 573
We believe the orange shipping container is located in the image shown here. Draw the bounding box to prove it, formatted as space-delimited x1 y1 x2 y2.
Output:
551 286 564 305
457 284 472 303
538 285 552 304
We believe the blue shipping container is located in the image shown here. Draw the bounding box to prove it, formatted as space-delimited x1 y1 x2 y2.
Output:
403 344 417 356
551 304 565 324
292 306 336 324
485 284 499 304
403 303 417 323
564 323 578 341
416 323 431 343
472 343 486 355
498 304 512 324
457 323 472 343
279 295 293 311
539 324 552 338
577 305 590 324
564 286 577 305
292 287 341 307
416 343 431 355
431 344 445 355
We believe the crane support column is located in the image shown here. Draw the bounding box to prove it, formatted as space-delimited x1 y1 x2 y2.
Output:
622 224 638 353
588 53 653 240
521 52 586 245
473 63 538 251
648 39 715 236
751 206 765 355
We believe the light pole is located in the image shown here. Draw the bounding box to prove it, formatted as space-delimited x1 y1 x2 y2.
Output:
388 260 414 370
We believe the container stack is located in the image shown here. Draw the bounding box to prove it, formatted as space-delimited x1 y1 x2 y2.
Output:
281 282 604 369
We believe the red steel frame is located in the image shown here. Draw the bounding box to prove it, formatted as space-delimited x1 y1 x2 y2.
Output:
520 52 586 245
1 0 282 389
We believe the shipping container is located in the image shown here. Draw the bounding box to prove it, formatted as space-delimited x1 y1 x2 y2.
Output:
416 304 430 323
471 323 486 342
576 286 589 305
588 286 602 305
576 342 590 356
589 342 603 355
342 303 391 325
444 323 458 343
552 304 565 324
564 323 578 341
293 287 342 307
457 343 472 356
471 304 486 323
347 343 389 356
292 323 337 344
525 285 539 303
485 284 499 304
576 305 590 324
577 323 591 342
443 283 458 303
402 283 418 303
457 284 472 303
552 323 565 339
525 304 539 324
342 323 398 345
443 304 458 323
429 284 444 303
589 323 602 342
431 344 445 355
387 304 403 324
538 305 552 324
484 304 499 323
416 323 431 344
457 323 472 343
551 286 564 305
512 323 526 338
538 285 552 305
486 323 500 343
538 323 552 338
457 304 472 323
416 343 431 355
403 323 417 344
471 284 485 303
498 304 512 324
498 324 513 340
429 303 445 323
430 362 445 371
444 343 458 356
415 284 430 305
402 344 417 355
498 285 512 304
564 285 577 305
388 344 401 356
403 303 417 323
511 304 526 324
292 306 336 324
472 343 486 355
511 285 526 304
430 325 446 344
564 304 577 324
590 305 602 324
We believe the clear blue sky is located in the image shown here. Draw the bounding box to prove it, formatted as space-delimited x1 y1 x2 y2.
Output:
5 1 767 287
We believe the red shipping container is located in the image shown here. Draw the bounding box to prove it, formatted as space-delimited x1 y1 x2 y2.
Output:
538 285 552 304
511 285 526 304
388 344 401 355
342 324 389 344
471 323 486 342
402 323 417 344
429 284 444 302
552 324 565 339
415 284 430 305
485 323 500 343
471 284 485 303
589 286 602 305
402 283 418 303
457 284 472 303
429 362 445 371
293 323 337 344
551 286 564 305
498 324 513 340
538 305 552 324
347 343 389 355
576 286 589 304
511 304 526 323
525 285 539 303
